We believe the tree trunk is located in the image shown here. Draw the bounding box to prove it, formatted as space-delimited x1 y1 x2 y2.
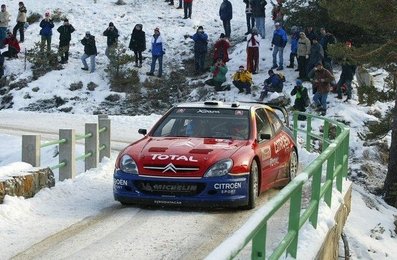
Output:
384 72 397 207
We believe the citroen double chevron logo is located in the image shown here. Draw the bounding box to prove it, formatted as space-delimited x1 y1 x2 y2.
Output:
163 163 177 173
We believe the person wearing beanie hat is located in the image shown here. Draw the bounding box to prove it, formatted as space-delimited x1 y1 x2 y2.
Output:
213 31 230 64
190 25 208 73
147 27 165 77
81 31 97 73
297 31 311 80
246 26 260 74
0 4 10 48
12 2 27 43
103 22 119 58
57 18 75 64
39 11 54 52
129 23 146 68
291 79 309 120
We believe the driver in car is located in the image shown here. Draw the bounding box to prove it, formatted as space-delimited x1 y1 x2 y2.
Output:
230 120 249 139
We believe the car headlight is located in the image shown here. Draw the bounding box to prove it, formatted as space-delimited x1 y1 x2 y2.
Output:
204 159 233 177
120 154 139 174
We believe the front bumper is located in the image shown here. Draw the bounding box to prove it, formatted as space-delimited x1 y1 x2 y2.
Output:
113 170 249 208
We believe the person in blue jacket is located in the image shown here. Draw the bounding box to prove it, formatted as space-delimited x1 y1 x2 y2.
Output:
190 26 208 74
271 22 288 71
219 0 232 38
287 26 299 69
146 27 165 78
39 11 54 52
259 69 284 100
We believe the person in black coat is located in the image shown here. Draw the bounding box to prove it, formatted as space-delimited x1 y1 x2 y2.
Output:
336 60 356 101
129 24 146 67
57 19 75 64
81 31 97 73
103 22 119 58
219 0 232 38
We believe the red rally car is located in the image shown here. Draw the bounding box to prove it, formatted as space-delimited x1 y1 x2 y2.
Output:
113 101 298 209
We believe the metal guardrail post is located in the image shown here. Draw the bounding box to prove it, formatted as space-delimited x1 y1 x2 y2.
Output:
98 118 111 161
59 129 76 181
85 123 99 171
22 135 41 167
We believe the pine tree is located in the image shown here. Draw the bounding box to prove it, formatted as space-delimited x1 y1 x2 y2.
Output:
320 0 397 207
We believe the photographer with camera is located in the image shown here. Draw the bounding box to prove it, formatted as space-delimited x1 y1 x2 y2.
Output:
205 57 229 91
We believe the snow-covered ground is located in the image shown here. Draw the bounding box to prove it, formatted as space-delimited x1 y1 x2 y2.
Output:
0 0 396 258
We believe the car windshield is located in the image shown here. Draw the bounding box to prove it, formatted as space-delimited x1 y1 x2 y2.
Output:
152 107 250 140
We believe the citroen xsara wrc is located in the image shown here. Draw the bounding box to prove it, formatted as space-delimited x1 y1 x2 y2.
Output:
113 101 298 209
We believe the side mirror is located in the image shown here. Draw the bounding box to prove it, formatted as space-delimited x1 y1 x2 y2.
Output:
260 133 271 140
138 129 147 135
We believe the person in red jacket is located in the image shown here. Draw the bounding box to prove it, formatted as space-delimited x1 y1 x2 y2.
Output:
2 30 20 58
213 33 230 64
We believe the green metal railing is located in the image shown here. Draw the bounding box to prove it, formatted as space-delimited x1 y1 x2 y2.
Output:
41 126 106 171
206 111 350 259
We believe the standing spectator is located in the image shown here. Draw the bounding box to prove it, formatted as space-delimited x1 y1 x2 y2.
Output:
305 26 317 44
271 1 284 24
213 33 230 64
205 58 229 91
251 0 267 39
0 4 10 48
39 11 54 52
297 31 311 80
219 0 232 38
259 69 284 100
183 0 192 19
103 22 119 58
290 79 309 120
306 37 324 75
81 31 97 73
336 58 356 102
147 27 165 77
190 26 208 74
243 0 255 35
232 65 252 94
271 22 287 70
177 0 183 9
286 26 299 69
308 62 334 115
57 19 75 64
13 2 26 43
2 30 20 58
246 27 260 74
319 27 336 71
129 24 146 68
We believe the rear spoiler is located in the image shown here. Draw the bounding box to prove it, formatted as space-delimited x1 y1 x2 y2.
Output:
239 101 290 127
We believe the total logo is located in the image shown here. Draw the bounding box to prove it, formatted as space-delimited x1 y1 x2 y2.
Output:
151 154 198 162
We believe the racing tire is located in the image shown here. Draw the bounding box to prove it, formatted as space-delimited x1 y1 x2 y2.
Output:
244 160 259 210
288 149 298 181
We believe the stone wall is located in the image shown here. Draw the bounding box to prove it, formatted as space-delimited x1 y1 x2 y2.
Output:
0 168 55 203
316 183 352 260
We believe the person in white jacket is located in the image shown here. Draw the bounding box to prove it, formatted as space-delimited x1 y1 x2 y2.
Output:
0 4 10 48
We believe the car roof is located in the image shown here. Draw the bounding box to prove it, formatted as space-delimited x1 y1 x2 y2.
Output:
175 101 272 111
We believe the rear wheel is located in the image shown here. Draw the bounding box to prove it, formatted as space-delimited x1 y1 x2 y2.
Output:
244 160 259 210
288 150 298 181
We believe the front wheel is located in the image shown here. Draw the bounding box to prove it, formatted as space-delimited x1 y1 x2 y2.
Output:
288 150 298 181
244 160 259 210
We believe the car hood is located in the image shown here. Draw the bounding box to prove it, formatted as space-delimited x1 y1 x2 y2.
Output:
125 137 247 177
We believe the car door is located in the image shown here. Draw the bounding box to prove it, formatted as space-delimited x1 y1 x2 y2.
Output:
254 108 278 189
265 108 291 180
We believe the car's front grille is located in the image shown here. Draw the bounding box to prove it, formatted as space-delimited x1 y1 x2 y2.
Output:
143 163 199 174
135 180 205 196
